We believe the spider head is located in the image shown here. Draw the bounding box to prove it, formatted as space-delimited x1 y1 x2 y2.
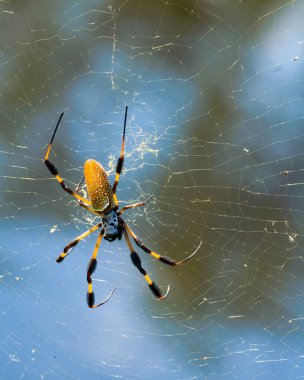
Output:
103 210 121 241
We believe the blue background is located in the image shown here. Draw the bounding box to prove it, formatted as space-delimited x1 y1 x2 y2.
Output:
1 1 304 379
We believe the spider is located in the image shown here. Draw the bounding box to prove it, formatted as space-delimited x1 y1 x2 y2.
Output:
44 106 196 308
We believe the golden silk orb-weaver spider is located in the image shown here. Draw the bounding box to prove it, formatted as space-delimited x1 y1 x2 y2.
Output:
44 106 196 308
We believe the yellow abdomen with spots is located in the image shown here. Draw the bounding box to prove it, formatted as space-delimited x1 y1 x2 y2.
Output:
84 159 115 213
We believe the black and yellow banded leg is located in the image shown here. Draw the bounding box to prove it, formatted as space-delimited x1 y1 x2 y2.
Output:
87 231 117 308
123 222 197 266
123 227 169 300
56 222 103 263
117 195 154 216
112 106 128 208
44 112 91 206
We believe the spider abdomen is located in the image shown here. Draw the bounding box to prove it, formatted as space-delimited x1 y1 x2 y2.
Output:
84 159 115 212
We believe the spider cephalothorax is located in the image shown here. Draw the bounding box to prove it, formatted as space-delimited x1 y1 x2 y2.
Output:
103 211 122 242
44 106 196 309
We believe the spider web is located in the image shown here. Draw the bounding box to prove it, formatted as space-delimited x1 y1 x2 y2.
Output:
1 0 304 379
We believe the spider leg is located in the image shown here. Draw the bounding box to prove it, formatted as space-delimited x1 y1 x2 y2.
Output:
112 106 128 208
123 222 197 266
44 112 91 206
87 230 117 308
75 174 85 194
77 200 102 217
117 195 154 216
123 227 169 300
72 175 103 217
56 222 103 263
